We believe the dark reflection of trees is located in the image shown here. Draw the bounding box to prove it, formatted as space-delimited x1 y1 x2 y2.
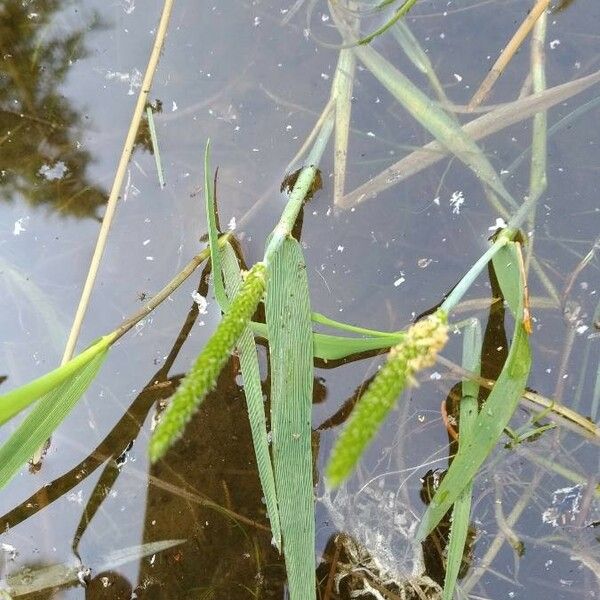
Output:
0 1 107 218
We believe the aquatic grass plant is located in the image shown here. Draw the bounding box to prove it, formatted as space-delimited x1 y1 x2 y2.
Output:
2 0 600 598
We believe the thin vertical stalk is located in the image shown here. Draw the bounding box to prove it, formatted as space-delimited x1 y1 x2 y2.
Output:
61 0 176 364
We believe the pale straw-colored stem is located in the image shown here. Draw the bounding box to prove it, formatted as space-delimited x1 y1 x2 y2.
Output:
61 0 176 364
467 0 550 110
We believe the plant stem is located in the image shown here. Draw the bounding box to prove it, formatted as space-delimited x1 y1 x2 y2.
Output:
112 235 231 344
61 0 176 364
264 114 333 264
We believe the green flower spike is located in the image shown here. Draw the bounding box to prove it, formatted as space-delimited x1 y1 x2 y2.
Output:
149 262 268 462
326 310 449 487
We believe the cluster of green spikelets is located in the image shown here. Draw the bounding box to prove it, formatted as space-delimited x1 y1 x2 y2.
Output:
326 309 449 487
149 261 268 462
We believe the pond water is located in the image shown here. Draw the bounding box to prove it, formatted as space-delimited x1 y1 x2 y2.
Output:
1 0 599 598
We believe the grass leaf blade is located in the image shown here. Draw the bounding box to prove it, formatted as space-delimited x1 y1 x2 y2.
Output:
266 237 316 600
0 336 110 426
221 243 282 550
443 319 481 600
417 257 531 539
0 350 108 489
204 139 228 310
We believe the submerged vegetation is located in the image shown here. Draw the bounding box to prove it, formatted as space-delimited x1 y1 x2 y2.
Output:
1 0 599 598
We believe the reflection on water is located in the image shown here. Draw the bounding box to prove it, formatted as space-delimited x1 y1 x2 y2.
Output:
0 1 107 218
1 0 600 598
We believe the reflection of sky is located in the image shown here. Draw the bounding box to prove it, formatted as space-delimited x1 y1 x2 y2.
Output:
1 0 600 596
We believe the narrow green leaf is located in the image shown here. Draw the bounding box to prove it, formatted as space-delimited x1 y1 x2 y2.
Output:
312 312 403 339
417 254 531 539
265 237 315 600
204 139 228 310
392 21 446 102
358 0 419 45
249 321 404 361
312 331 402 360
0 350 108 489
0 336 111 426
333 48 356 205
443 319 481 600
492 241 522 321
221 243 281 551
146 106 165 188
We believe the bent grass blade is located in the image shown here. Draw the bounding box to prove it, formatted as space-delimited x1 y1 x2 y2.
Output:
0 336 111 426
443 319 481 600
417 241 532 540
0 351 108 490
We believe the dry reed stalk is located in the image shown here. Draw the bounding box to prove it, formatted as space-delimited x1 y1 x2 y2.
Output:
467 0 550 110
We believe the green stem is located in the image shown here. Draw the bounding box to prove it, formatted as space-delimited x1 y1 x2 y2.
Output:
264 114 334 264
440 234 510 313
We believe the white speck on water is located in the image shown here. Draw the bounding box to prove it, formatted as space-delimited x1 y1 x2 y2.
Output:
433 196 440 206
150 554 156 565
121 0 135 13
417 257 432 269
549 39 560 49
449 190 465 214
39 161 67 181
77 567 91 586
227 217 237 231
171 100 178 111
145 256 154 261
13 217 27 235
191 291 208 314
142 239 150 246
430 371 441 380
253 16 261 26
576 325 588 335
337 245 344 252
1 543 17 561
321 72 330 80
488 217 507 231
393 275 405 287
367 131 375 137
103 68 142 95
453 73 463 82
321 13 329 22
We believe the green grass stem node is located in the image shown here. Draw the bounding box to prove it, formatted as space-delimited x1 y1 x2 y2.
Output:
326 310 448 487
149 262 268 462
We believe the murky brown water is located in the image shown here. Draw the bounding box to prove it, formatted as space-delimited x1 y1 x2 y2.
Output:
1 0 599 598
